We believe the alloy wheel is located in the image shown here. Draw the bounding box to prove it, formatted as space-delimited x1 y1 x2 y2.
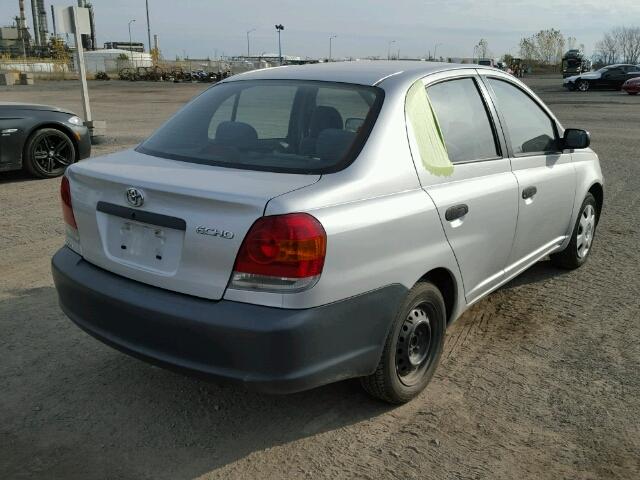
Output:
33 133 73 174
577 204 596 259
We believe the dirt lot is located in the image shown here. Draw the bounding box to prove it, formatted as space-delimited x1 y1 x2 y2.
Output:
1 75 639 480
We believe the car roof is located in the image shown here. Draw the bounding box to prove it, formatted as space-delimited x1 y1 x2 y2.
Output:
223 60 480 87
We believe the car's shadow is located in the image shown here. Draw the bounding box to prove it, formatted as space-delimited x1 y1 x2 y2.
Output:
0 169 38 185
1 261 568 479
499 259 571 290
1 286 393 480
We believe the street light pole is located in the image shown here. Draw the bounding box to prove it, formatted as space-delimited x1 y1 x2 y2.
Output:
387 40 396 60
329 35 336 61
128 19 136 66
246 28 256 57
275 24 284 65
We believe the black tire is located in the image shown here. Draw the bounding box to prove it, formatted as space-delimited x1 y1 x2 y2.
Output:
629 92 638 96
23 128 76 179
360 282 446 404
550 193 598 270
577 80 590 92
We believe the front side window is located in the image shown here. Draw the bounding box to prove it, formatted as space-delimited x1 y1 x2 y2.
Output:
139 80 383 173
426 77 499 163
487 78 558 155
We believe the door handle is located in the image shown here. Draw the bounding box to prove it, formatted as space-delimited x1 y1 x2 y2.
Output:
522 186 537 199
445 204 469 221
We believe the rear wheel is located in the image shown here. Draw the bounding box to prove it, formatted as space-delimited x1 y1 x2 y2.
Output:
550 193 598 269
629 92 638 95
23 128 76 178
577 80 590 92
360 282 446 404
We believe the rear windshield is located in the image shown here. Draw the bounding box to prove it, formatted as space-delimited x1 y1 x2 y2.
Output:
137 80 384 174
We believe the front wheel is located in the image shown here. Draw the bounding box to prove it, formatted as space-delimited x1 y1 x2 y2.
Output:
577 80 590 92
360 282 446 404
550 193 598 269
23 128 76 178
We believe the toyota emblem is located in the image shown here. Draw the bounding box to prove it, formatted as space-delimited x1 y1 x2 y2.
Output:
125 187 145 207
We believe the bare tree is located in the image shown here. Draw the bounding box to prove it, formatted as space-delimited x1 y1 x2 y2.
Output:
519 29 565 64
519 37 536 61
595 32 618 65
614 26 640 63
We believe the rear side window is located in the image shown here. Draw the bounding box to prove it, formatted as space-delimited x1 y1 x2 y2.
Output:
426 78 499 163
487 78 558 155
138 80 384 174
315 88 376 132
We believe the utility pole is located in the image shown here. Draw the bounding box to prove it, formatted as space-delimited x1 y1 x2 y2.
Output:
246 28 256 57
275 24 284 65
145 0 152 54
387 40 395 60
329 35 336 61
72 7 91 123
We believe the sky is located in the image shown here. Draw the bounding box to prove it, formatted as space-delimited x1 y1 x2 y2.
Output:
2 0 640 59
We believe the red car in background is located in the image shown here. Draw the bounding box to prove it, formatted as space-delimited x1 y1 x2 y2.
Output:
622 77 640 95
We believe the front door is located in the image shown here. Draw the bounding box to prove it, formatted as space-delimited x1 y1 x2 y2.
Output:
483 76 576 277
408 72 519 303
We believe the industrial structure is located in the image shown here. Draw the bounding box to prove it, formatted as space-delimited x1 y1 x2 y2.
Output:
1 0 97 57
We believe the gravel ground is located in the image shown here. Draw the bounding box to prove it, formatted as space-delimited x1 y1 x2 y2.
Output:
0 75 639 480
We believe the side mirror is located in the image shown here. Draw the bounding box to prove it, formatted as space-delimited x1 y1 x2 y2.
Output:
563 128 590 150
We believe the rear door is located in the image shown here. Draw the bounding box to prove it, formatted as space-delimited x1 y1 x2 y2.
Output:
411 71 519 303
482 74 575 277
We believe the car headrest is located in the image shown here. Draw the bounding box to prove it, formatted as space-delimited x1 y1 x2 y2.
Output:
316 129 356 163
309 106 343 138
214 121 258 148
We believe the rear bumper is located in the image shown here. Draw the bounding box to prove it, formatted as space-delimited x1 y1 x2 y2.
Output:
51 247 406 394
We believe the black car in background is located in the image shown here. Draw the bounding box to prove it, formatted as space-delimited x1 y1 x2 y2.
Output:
563 64 640 92
0 103 91 178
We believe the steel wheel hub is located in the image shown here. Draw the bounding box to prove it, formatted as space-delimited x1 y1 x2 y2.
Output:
396 307 432 381
577 204 596 259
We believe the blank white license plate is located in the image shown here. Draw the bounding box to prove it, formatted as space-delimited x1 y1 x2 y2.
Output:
104 218 183 273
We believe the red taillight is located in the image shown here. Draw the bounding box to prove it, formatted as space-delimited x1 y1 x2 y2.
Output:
61 176 77 229
231 213 326 292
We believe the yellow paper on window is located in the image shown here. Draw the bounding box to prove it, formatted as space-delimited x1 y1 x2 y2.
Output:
405 81 453 177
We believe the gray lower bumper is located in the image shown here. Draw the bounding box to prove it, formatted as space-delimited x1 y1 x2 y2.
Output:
51 247 406 393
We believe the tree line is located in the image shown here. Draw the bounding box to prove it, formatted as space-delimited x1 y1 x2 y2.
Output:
594 27 640 65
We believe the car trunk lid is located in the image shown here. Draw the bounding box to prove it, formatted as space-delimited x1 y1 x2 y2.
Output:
68 149 320 300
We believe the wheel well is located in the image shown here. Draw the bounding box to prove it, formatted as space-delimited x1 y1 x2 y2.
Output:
419 268 457 324
588 183 604 222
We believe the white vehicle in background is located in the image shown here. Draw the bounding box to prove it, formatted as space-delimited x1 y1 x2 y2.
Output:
52 61 603 404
